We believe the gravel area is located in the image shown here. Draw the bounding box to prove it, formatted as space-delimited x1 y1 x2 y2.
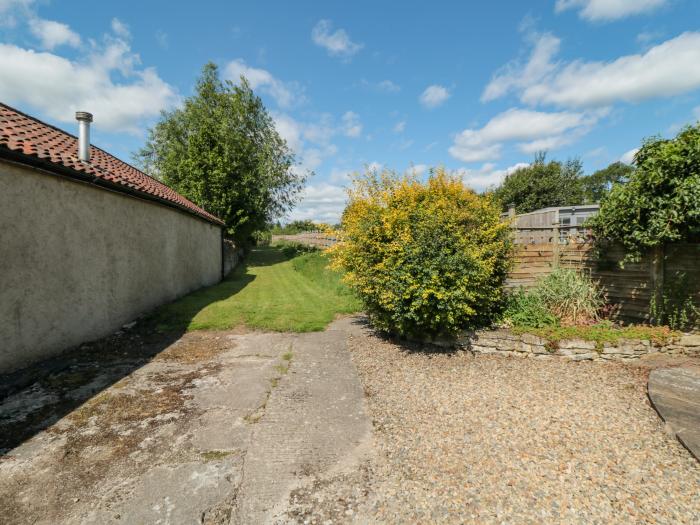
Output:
298 319 700 524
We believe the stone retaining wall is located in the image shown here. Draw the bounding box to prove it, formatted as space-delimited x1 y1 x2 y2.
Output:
458 329 700 361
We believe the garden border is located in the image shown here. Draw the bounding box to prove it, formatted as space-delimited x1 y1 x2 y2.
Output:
457 329 700 361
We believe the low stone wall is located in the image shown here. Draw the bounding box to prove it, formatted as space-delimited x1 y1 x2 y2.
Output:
458 329 700 361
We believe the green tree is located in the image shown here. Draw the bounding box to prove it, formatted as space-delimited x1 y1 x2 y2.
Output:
580 161 634 203
134 63 306 245
590 125 700 260
493 153 585 213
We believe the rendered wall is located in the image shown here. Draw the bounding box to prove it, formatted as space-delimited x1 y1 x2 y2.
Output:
0 160 222 373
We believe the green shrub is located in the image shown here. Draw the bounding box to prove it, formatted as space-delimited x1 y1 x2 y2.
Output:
252 230 272 246
590 124 700 261
535 268 603 325
650 271 700 330
329 168 513 338
504 268 603 328
503 289 558 328
275 241 319 259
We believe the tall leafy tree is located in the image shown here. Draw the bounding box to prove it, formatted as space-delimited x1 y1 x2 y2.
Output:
135 63 307 245
590 124 700 260
492 153 585 213
580 161 634 203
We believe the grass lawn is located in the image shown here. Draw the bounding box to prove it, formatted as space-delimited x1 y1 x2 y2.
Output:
151 245 361 333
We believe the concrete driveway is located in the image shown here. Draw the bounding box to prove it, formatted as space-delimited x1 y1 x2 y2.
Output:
0 320 371 524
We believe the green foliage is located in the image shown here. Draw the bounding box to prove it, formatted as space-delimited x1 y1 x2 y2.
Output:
271 220 319 235
134 63 306 246
276 241 319 259
580 161 634 203
330 168 513 339
590 124 700 260
252 230 272 246
504 268 603 328
650 271 700 330
503 288 558 328
151 246 360 333
534 268 603 325
513 323 676 347
493 153 585 213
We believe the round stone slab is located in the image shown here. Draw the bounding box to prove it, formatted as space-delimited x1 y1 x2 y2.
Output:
648 366 700 461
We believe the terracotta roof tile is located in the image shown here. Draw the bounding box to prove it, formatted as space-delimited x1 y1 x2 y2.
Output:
0 103 224 225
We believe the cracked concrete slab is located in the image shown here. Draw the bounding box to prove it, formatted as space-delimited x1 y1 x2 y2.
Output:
0 320 373 525
233 325 372 524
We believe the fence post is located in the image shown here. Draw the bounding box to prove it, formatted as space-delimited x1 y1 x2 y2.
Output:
552 219 560 269
650 244 665 323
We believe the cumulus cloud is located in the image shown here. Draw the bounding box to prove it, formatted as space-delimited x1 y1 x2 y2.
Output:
419 85 450 108
481 32 560 102
0 21 177 133
224 59 304 108
28 18 81 49
620 147 639 164
311 19 363 59
555 0 667 21
449 108 601 163
288 182 348 224
484 31 700 109
341 111 362 138
453 162 530 192
0 0 34 27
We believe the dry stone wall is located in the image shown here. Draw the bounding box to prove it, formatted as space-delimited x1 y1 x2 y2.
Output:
458 329 700 362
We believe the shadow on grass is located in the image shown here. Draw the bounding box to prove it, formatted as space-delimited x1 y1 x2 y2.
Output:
0 258 258 456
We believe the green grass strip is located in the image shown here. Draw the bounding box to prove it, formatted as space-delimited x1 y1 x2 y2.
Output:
151 246 361 333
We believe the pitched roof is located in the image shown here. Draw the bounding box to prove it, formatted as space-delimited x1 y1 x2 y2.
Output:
0 102 224 225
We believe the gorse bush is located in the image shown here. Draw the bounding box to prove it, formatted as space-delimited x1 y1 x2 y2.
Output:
504 268 603 328
329 168 512 338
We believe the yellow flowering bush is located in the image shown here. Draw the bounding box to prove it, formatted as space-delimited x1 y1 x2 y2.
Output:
329 168 513 338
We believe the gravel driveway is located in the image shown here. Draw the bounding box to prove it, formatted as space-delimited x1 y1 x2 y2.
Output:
292 317 700 524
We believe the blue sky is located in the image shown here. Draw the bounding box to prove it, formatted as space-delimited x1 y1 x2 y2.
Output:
2 0 700 223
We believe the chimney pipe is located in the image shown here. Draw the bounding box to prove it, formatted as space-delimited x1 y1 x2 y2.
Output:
75 111 93 163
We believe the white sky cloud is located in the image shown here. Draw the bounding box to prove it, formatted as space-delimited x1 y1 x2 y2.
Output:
393 120 406 133
482 32 560 102
419 84 450 108
311 19 363 59
378 80 400 92
0 22 177 134
620 147 639 164
224 59 304 108
288 182 348 224
449 108 601 162
0 0 34 27
110 18 130 39
405 164 428 177
555 0 667 22
484 31 700 109
453 162 530 192
341 111 362 137
28 18 81 49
